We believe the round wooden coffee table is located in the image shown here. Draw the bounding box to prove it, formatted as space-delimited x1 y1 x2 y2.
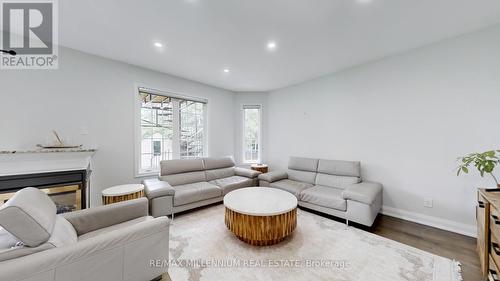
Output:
224 187 298 246
102 184 144 205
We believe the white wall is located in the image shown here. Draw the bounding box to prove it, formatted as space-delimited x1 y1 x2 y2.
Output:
233 92 269 166
267 26 500 236
0 47 235 206
2 26 499 237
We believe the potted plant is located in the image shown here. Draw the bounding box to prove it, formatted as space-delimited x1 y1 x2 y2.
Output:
457 150 500 191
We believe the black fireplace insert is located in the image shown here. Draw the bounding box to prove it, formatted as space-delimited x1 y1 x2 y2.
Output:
0 169 89 213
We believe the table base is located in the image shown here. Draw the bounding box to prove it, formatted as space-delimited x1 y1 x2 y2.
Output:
102 190 144 205
225 207 297 246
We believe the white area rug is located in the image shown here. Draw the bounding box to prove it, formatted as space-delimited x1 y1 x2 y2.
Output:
168 205 462 281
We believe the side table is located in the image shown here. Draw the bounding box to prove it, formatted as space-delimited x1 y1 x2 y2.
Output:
251 164 268 173
102 184 144 205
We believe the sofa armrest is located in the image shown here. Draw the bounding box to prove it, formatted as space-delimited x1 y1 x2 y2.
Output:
62 198 149 236
234 167 261 179
258 170 288 183
143 178 175 199
342 181 383 205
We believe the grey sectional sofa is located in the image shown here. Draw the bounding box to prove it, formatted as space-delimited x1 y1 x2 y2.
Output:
259 157 383 226
143 157 260 217
0 187 170 281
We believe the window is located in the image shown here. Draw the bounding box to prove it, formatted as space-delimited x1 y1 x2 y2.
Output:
137 88 207 175
243 105 261 163
179 100 205 159
139 94 173 173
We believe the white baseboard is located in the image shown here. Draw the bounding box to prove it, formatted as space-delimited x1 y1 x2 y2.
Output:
381 206 476 238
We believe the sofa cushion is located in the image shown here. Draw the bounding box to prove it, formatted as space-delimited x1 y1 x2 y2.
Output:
203 157 235 170
173 182 222 206
317 159 361 177
160 171 206 186
315 173 360 189
160 159 204 176
0 187 56 247
209 176 254 195
205 167 235 181
287 169 316 185
300 186 347 211
270 179 313 197
288 157 318 172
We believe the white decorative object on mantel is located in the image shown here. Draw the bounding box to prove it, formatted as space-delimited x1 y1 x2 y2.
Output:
0 148 97 207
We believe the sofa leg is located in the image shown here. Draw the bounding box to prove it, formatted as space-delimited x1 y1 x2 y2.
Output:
170 212 174 221
346 219 349 227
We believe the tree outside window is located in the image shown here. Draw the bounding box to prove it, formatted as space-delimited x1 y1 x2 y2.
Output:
243 105 261 163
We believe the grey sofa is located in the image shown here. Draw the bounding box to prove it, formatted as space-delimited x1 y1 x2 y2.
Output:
0 187 170 281
143 156 260 217
259 157 383 226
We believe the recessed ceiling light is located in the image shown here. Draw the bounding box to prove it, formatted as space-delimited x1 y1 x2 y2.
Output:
154 42 163 48
223 68 230 73
267 41 277 51
356 0 373 3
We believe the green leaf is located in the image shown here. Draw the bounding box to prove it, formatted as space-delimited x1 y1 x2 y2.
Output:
456 150 500 178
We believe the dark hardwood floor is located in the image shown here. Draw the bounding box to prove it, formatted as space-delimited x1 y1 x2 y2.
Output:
370 215 481 281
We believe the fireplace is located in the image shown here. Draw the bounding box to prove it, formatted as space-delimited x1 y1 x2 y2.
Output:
0 184 81 213
0 149 96 212
0 169 89 213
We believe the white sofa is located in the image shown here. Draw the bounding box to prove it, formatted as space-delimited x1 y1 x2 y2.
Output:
143 156 260 217
259 157 383 226
0 188 170 281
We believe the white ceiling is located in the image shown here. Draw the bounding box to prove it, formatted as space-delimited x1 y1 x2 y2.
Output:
59 0 500 92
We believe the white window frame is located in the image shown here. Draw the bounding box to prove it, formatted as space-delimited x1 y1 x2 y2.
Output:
134 84 208 177
242 104 262 164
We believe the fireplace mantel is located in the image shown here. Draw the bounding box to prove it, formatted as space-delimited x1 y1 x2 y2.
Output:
0 149 97 176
